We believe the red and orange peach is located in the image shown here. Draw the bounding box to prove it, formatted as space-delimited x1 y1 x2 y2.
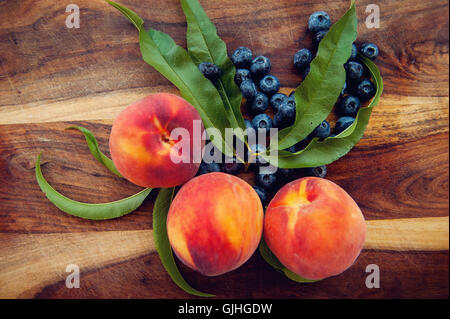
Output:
264 177 366 281
167 172 264 276
109 93 204 188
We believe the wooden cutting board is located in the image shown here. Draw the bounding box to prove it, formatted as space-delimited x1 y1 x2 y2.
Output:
0 0 448 298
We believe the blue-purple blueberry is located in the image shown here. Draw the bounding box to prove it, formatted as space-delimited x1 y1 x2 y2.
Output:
313 120 331 139
231 47 253 68
250 56 271 78
335 116 355 134
240 80 258 100
234 68 251 86
293 48 313 70
308 11 331 32
259 75 280 96
248 92 269 114
337 95 361 117
270 93 288 112
355 79 376 101
305 165 327 178
252 113 273 134
360 43 379 60
198 62 222 81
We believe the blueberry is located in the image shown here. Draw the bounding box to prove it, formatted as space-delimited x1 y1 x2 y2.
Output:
253 186 268 205
256 172 277 190
234 68 251 86
337 95 361 117
360 43 379 60
355 79 376 101
284 96 296 109
197 161 221 175
273 107 295 129
198 62 222 81
305 165 327 178
277 168 294 181
350 43 358 59
244 119 256 132
340 82 347 96
313 120 331 138
313 30 328 48
222 159 244 175
248 92 269 114
273 97 296 129
345 61 364 81
270 93 288 112
335 116 355 134
293 48 313 71
252 113 273 134
259 75 280 96
250 56 271 78
308 11 331 32
289 90 295 97
231 47 253 68
248 144 266 165
240 80 258 100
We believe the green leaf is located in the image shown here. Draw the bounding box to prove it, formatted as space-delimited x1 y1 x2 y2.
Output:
181 0 245 136
35 153 152 220
265 55 383 168
259 239 317 283
276 0 357 150
66 126 123 178
284 268 318 283
106 0 143 29
153 188 214 297
259 239 285 272
108 0 234 157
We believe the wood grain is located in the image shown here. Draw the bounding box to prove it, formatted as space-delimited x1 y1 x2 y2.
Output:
30 251 448 299
0 230 154 298
365 217 449 251
1 122 447 233
0 0 448 298
1 217 447 298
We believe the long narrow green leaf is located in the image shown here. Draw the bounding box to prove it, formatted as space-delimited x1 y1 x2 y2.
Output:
153 188 214 297
35 153 151 220
107 0 234 157
276 0 357 150
265 55 383 168
66 126 123 178
107 0 143 29
181 0 245 135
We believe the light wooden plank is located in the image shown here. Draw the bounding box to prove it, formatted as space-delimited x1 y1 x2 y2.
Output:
0 230 154 298
365 216 449 251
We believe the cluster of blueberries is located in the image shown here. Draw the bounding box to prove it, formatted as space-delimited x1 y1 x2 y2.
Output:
195 11 379 205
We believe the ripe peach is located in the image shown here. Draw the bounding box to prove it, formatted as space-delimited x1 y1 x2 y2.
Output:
109 93 204 188
264 177 366 281
167 172 264 276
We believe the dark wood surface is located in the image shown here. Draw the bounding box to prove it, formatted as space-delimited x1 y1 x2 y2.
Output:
0 0 448 298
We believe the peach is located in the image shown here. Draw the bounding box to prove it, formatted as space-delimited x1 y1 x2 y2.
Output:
264 177 366 281
167 172 264 276
109 93 204 188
